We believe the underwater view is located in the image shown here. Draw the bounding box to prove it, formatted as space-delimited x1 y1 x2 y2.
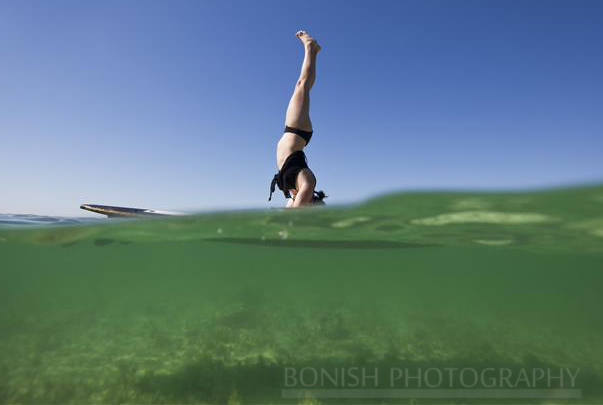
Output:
1 185 603 404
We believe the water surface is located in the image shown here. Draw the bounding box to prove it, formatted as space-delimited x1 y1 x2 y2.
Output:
1 185 602 403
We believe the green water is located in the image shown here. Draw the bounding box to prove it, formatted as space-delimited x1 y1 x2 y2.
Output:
1 186 603 404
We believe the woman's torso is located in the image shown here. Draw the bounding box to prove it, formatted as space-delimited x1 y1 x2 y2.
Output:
276 133 307 169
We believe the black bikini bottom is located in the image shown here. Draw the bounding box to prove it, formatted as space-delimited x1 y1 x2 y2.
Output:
285 125 313 146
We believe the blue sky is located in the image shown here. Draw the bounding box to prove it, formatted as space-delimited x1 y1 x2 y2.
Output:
1 0 602 216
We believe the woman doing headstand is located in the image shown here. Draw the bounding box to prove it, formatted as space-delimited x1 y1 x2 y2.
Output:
269 30 326 207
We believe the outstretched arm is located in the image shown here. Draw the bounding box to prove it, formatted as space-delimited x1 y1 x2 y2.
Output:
291 185 314 207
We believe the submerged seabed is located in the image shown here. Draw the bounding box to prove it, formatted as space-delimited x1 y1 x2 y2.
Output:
1 185 603 404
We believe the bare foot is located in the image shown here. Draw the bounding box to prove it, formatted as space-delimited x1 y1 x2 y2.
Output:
296 30 321 53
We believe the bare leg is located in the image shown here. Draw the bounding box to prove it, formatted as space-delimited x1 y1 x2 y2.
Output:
285 31 321 132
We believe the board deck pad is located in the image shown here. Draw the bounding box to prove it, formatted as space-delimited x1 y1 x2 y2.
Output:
80 204 185 218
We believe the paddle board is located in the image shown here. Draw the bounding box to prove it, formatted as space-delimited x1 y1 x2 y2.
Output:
80 204 186 218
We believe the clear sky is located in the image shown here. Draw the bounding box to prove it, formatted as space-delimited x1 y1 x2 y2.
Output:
1 0 602 216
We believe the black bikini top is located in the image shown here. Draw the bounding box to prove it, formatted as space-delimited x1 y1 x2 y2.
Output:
269 150 308 201
269 150 327 204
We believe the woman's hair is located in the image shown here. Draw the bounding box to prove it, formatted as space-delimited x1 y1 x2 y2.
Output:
311 190 327 205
